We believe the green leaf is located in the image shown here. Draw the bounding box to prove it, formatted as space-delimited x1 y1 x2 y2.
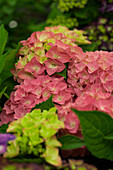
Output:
79 42 98 52
47 6 62 20
0 77 17 96
9 158 44 164
0 86 7 99
59 135 85 150
0 51 10 73
31 96 54 112
72 109 113 160
104 132 113 140
0 24 8 55
56 63 68 79
28 22 47 32
56 67 67 79
0 44 20 85
0 124 9 133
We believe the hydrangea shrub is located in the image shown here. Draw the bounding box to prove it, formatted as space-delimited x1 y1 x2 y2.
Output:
0 25 90 134
1 25 113 142
4 107 64 166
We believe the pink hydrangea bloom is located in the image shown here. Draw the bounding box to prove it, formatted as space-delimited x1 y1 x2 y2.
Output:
45 45 72 63
0 75 73 128
24 57 46 75
67 50 113 96
56 103 80 134
65 111 79 134
44 59 65 75
73 84 113 117
2 26 113 139
53 90 71 105
11 26 89 83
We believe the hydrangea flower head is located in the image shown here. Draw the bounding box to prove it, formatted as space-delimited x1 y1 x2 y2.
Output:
4 107 64 166
11 25 90 82
2 25 113 140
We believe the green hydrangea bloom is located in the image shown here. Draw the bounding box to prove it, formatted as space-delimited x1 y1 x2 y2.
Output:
57 0 88 12
4 107 64 166
46 15 78 29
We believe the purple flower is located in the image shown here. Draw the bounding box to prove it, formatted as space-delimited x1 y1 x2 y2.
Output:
0 133 15 154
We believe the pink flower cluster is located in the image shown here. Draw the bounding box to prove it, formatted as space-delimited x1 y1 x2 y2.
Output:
68 51 113 96
73 83 113 118
11 25 88 83
1 26 88 134
0 75 76 128
1 26 113 136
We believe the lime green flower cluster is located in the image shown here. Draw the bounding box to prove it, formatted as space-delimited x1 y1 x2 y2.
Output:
46 15 78 29
4 107 64 166
57 0 88 12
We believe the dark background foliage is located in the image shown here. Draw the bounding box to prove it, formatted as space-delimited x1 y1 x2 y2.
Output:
0 0 113 51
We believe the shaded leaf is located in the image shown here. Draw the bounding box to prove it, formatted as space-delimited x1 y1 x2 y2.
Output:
59 135 85 150
31 96 54 112
0 51 10 73
72 109 113 160
0 86 7 99
0 44 20 85
0 77 17 96
80 42 98 52
104 132 113 140
56 67 67 79
0 124 9 133
0 25 8 56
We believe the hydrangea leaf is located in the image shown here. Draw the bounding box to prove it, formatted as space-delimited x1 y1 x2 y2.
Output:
0 43 20 85
0 51 10 74
31 95 54 112
56 67 67 79
59 135 85 150
104 132 113 140
0 25 8 56
0 124 8 133
0 86 7 99
72 109 113 160
80 42 98 52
